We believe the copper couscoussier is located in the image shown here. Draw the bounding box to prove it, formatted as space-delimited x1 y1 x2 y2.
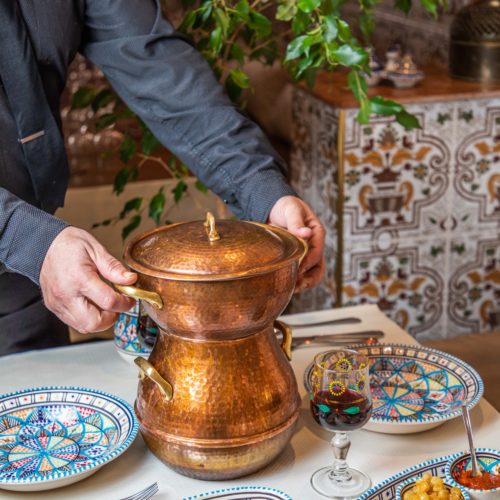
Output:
117 213 307 479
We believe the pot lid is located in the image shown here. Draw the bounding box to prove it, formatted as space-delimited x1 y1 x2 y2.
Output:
124 212 306 280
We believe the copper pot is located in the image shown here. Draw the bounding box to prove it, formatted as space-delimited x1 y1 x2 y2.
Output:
117 213 307 479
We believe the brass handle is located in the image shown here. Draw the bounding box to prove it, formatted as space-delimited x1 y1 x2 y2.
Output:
134 357 173 401
298 237 308 266
114 284 163 309
204 212 220 242
274 320 292 361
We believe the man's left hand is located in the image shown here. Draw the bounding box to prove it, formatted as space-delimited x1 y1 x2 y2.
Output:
267 195 325 291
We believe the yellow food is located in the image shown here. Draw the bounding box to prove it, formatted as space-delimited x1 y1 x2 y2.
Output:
402 472 463 500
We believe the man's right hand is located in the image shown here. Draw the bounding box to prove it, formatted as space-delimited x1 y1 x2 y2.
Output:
40 227 137 333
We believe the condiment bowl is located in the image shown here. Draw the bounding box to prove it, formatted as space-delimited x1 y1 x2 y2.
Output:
396 476 470 499
446 449 500 499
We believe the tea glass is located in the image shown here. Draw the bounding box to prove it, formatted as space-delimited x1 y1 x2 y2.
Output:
310 348 373 498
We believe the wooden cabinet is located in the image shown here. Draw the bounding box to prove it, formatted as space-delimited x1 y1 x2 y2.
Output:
289 68 500 339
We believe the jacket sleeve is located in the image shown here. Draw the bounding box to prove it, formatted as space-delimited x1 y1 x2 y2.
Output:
0 187 69 284
81 0 296 223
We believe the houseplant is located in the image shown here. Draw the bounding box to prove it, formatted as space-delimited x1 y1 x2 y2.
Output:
72 0 444 238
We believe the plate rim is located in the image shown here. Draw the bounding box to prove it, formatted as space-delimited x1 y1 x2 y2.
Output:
303 342 484 427
358 453 467 499
0 385 139 486
183 485 293 500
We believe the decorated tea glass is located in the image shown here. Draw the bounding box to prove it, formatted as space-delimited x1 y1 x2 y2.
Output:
310 348 373 498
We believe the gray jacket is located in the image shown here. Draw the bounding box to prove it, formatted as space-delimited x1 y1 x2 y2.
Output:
0 0 295 285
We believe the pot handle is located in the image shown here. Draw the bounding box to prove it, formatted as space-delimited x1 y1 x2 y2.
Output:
274 320 292 361
114 284 163 309
134 357 173 401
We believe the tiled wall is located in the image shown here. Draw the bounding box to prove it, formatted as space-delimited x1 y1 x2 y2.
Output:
290 89 500 340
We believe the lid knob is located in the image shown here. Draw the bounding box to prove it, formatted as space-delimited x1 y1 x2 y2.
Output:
204 212 220 242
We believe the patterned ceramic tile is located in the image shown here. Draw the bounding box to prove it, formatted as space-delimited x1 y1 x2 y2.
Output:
341 236 447 340
342 103 452 242
453 98 500 235
289 89 340 312
448 234 500 334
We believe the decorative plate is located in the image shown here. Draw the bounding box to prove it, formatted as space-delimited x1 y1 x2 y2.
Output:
304 343 483 434
359 454 468 500
0 387 138 492
183 486 293 500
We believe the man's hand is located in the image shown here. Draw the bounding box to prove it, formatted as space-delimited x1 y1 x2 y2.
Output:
268 196 325 291
40 227 137 333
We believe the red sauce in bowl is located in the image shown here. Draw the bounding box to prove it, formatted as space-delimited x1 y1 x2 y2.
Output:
457 470 500 490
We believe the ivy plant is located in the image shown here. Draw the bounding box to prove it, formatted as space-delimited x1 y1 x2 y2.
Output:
72 0 444 238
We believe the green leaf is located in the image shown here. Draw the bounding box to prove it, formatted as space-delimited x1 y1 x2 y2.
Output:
303 67 318 88
122 214 141 240
179 10 197 32
149 188 166 225
113 167 130 195
210 26 223 54
344 406 360 414
357 97 372 124
95 113 119 131
332 44 367 67
230 43 245 64
225 77 243 102
235 0 250 19
229 68 250 89
141 130 161 155
276 3 297 21
71 87 96 109
395 0 412 13
347 71 368 101
298 0 321 13
317 404 331 413
322 15 338 43
285 35 308 62
91 88 114 112
370 96 403 116
120 197 142 219
119 135 136 164
291 10 311 34
321 0 346 15
337 19 353 43
172 180 188 203
195 179 208 193
248 12 272 37
200 2 213 22
396 110 421 129
420 0 438 17
214 8 229 35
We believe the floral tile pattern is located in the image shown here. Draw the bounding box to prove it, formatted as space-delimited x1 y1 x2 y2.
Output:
289 87 500 338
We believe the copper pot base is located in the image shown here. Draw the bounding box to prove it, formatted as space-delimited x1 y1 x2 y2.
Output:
137 406 299 480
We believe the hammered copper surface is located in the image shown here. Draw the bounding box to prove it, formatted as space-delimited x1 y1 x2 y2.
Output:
121 216 305 479
125 218 305 280
139 412 298 480
135 327 300 438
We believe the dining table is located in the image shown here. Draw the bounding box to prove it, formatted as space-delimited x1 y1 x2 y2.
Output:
1 304 499 500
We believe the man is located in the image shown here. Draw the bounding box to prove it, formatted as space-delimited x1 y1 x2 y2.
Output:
0 0 325 355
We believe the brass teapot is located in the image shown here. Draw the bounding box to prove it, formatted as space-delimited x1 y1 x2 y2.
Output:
117 213 307 480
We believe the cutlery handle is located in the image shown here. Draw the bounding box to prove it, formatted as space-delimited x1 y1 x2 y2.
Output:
285 317 361 328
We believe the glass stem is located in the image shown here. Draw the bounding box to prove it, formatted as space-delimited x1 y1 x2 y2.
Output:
329 432 352 483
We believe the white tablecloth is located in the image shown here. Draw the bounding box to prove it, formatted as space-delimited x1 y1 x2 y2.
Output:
1 305 499 500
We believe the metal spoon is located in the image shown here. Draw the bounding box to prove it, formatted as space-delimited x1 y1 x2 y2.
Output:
461 404 481 477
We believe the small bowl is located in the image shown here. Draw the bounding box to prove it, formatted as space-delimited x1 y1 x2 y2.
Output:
396 475 470 499
113 302 152 364
386 70 424 89
446 449 500 499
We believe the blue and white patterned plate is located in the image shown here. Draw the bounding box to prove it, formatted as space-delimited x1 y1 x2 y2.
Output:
0 387 138 491
304 343 484 434
183 486 293 500
359 454 469 500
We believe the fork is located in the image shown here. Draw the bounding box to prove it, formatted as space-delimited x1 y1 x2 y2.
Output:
119 482 159 500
